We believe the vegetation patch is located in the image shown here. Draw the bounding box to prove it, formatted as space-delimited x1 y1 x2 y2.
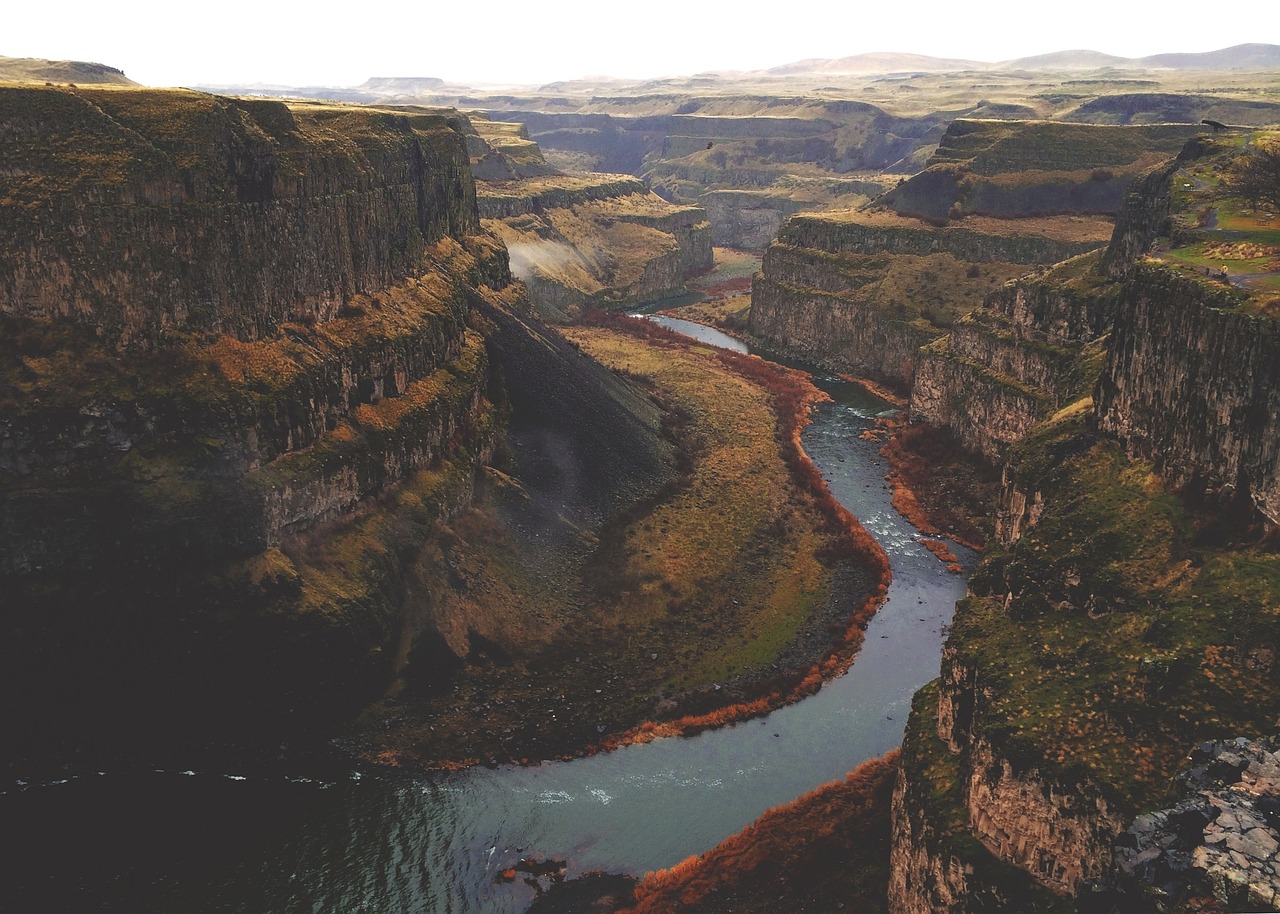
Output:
1156 131 1280 310
956 411 1280 812
879 419 999 550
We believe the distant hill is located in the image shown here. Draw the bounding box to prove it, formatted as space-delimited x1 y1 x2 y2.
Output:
358 76 446 94
765 52 990 75
767 43 1280 76
1138 43 1280 69
999 49 1131 70
0 56 135 85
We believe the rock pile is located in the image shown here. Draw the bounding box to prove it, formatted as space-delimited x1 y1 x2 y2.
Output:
1112 736 1280 911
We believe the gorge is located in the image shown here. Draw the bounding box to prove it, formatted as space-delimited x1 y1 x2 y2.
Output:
3 45 1280 914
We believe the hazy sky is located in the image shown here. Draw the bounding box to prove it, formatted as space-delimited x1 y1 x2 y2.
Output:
7 0 1279 88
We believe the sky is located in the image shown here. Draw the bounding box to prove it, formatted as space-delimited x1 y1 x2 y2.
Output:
6 0 1280 88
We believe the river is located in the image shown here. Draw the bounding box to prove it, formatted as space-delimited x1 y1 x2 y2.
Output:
2 318 972 914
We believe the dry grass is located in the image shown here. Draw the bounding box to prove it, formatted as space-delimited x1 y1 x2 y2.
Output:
623 751 899 914
816 208 1115 243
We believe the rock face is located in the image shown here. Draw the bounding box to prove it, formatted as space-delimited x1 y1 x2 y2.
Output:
477 167 712 315
0 87 478 344
909 254 1116 460
889 684 1070 914
0 86 677 763
751 211 1105 390
751 118 1190 411
1108 737 1280 912
1097 264 1280 523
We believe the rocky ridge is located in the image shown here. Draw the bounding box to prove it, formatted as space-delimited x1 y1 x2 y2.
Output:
1109 737 1280 911
889 130 1280 914
467 118 712 316
0 86 682 765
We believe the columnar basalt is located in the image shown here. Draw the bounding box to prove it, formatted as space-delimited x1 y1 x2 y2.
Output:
0 88 479 344
752 211 1105 390
1096 264 1280 523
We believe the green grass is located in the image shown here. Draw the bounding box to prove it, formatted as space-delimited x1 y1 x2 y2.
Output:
899 684 1074 914
1156 131 1280 315
957 413 1280 812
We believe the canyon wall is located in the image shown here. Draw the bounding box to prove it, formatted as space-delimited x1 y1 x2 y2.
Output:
750 119 1190 402
891 130 1280 913
750 212 1105 390
487 100 937 250
0 88 479 344
0 86 679 763
466 119 711 315
1096 264 1280 523
909 254 1115 459
479 172 712 316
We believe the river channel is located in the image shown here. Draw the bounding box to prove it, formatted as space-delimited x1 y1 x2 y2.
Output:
3 319 972 914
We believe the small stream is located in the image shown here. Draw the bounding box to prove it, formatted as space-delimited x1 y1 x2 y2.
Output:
2 319 971 914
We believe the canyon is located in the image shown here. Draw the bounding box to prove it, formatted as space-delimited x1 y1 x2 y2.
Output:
4 47 1280 914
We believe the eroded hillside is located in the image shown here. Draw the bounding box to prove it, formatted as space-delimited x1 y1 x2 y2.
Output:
890 129 1280 914
0 86 884 775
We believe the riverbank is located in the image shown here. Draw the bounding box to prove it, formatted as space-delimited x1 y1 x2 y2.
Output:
349 313 889 770
619 751 898 914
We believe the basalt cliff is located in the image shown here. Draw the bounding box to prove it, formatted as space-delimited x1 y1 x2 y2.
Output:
0 86 883 775
887 130 1280 914
468 115 712 318
748 120 1195 396
0 87 693 764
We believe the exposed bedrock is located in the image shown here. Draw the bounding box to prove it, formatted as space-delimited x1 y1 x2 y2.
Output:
750 212 1103 390
1096 264 1280 524
0 87 479 344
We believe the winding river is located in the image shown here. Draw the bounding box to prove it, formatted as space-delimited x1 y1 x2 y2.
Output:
3 319 972 914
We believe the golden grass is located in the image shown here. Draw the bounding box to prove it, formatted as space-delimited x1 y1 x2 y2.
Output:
811 208 1115 243
562 328 793 613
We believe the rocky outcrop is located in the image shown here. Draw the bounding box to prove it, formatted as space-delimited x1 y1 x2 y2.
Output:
962 737 1127 893
752 212 1107 390
0 87 478 344
908 335 1052 461
1098 157 1182 278
479 172 711 315
1096 263 1280 523
1107 736 1280 912
993 464 1045 547
467 116 558 181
